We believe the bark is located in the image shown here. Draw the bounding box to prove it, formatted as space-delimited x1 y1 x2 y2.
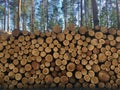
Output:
91 0 99 27
31 0 35 31
14 8 17 29
4 0 7 31
81 0 83 26
84 0 87 27
18 0 21 30
7 0 10 32
46 0 48 30
116 0 120 29
63 1 67 28
78 0 80 26
106 0 108 28
22 0 26 30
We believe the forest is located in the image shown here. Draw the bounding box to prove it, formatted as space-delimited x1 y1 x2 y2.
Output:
0 0 120 32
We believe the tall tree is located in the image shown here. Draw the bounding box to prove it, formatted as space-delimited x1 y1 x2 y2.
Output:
116 0 120 29
31 0 35 31
18 0 21 30
4 0 7 31
91 0 99 27
0 0 4 30
7 0 10 31
22 0 27 30
46 0 48 30
80 0 83 26
62 0 67 28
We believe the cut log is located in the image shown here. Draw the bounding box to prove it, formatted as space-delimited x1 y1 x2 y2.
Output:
75 71 82 79
98 71 110 82
67 63 75 71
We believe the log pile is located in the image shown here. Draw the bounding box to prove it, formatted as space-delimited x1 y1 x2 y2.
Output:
0 24 120 89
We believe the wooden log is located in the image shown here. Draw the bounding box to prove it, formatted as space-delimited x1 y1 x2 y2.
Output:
15 73 22 81
60 76 68 84
95 32 103 39
57 33 65 42
75 71 82 79
98 71 110 82
42 43 47 48
13 67 19 73
66 72 73 77
55 59 62 66
91 77 99 84
42 68 49 75
98 53 106 62
79 26 87 34
25 64 32 72
32 61 39 70
92 64 100 72
74 33 81 40
46 37 53 44
100 26 107 33
88 30 95 37
91 39 98 46
67 63 75 71
40 51 46 57
67 23 75 31
53 77 60 84
66 33 73 41
84 75 90 82
18 35 24 42
22 30 29 36
88 70 95 78
45 75 53 84
12 29 20 37
53 25 61 33
109 28 116 35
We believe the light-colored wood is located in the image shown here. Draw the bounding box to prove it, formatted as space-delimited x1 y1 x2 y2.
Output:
42 68 49 75
25 64 32 71
46 37 53 44
67 63 75 71
95 32 103 39
98 71 110 82
75 71 82 79
84 75 90 82
91 77 99 84
79 26 87 34
15 73 22 81
1 26 120 89
54 77 60 84
45 54 53 62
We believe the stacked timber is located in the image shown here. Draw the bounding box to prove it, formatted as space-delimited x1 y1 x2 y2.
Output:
0 24 120 89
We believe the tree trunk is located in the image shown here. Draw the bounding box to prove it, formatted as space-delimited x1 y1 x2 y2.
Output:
80 0 83 26
18 0 21 30
78 0 80 26
64 1 67 28
116 0 120 29
22 0 26 30
4 0 7 31
46 0 48 30
7 0 10 32
31 0 35 32
84 0 87 27
91 0 99 27
106 0 108 28
14 8 17 30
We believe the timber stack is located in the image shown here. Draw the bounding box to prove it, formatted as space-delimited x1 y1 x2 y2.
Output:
0 24 120 89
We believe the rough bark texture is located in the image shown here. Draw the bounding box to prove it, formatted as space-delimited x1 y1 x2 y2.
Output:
91 0 99 27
